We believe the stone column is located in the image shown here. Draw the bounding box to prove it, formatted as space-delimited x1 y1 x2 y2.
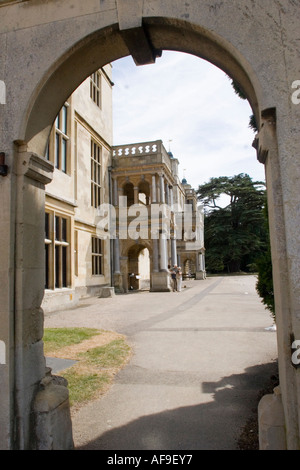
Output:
113 237 123 293
151 175 157 203
177 254 181 267
134 186 139 204
165 183 169 204
255 109 296 450
171 237 177 266
196 253 200 271
169 186 174 210
13 147 73 450
114 237 121 274
159 233 168 271
113 178 118 206
200 253 205 271
151 231 171 292
152 238 159 273
0 150 14 450
195 252 206 280
159 174 165 203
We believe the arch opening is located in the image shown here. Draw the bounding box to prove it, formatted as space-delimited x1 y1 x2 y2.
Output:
127 244 151 291
11 11 284 452
123 182 135 207
24 17 261 158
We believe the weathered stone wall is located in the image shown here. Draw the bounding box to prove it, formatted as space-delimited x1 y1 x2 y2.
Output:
0 0 299 449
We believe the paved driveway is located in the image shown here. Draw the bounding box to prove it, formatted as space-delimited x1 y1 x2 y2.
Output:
44 275 278 450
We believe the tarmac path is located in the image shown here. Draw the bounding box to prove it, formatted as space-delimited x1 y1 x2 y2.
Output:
44 275 278 450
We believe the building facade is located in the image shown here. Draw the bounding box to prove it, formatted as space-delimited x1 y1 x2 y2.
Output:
110 140 205 293
42 94 205 311
42 66 114 313
42 69 205 313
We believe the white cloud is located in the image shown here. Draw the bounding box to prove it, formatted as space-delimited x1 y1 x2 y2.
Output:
112 51 265 189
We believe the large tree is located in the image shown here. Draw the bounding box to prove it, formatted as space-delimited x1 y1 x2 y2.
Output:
197 174 267 273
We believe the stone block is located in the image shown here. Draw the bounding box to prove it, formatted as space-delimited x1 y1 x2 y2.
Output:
151 271 172 292
258 386 287 450
195 271 206 280
32 375 73 450
98 286 115 298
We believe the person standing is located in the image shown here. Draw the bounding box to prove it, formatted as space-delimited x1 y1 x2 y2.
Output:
171 265 178 292
176 266 182 292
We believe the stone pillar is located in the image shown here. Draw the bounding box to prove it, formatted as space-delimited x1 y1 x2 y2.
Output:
171 238 177 266
165 183 169 204
113 237 123 293
13 146 73 449
177 254 181 267
151 232 171 292
152 238 159 273
114 237 121 273
152 175 157 203
159 233 168 271
196 252 206 280
134 186 139 204
159 174 165 204
0 149 14 450
113 178 118 206
254 108 298 449
196 252 200 271
169 186 174 210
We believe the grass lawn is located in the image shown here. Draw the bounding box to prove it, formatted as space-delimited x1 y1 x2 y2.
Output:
43 327 131 410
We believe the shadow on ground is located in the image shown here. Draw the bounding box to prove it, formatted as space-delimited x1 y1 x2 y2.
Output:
75 360 278 451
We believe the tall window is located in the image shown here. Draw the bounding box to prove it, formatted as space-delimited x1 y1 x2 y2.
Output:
45 212 51 289
54 103 69 173
90 71 102 108
55 215 68 288
92 236 103 275
44 211 70 289
91 140 102 208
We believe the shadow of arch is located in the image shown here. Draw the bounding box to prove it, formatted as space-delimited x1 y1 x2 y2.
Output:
75 361 278 450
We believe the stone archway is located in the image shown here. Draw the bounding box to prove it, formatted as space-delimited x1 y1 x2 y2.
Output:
1 1 300 450
127 244 151 291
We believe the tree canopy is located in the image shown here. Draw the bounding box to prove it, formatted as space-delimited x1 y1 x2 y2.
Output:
197 174 267 273
229 78 258 132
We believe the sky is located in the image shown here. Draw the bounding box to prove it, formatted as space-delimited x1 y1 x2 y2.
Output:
111 51 265 191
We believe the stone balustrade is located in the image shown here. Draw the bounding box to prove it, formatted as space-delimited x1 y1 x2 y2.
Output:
112 140 168 159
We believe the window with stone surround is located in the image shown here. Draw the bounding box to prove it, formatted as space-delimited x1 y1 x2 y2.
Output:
45 211 70 289
91 236 103 276
45 101 70 174
55 104 69 173
90 71 102 108
91 139 102 208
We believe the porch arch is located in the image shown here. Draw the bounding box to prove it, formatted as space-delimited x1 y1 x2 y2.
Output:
23 17 262 157
14 15 276 450
1 0 299 451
